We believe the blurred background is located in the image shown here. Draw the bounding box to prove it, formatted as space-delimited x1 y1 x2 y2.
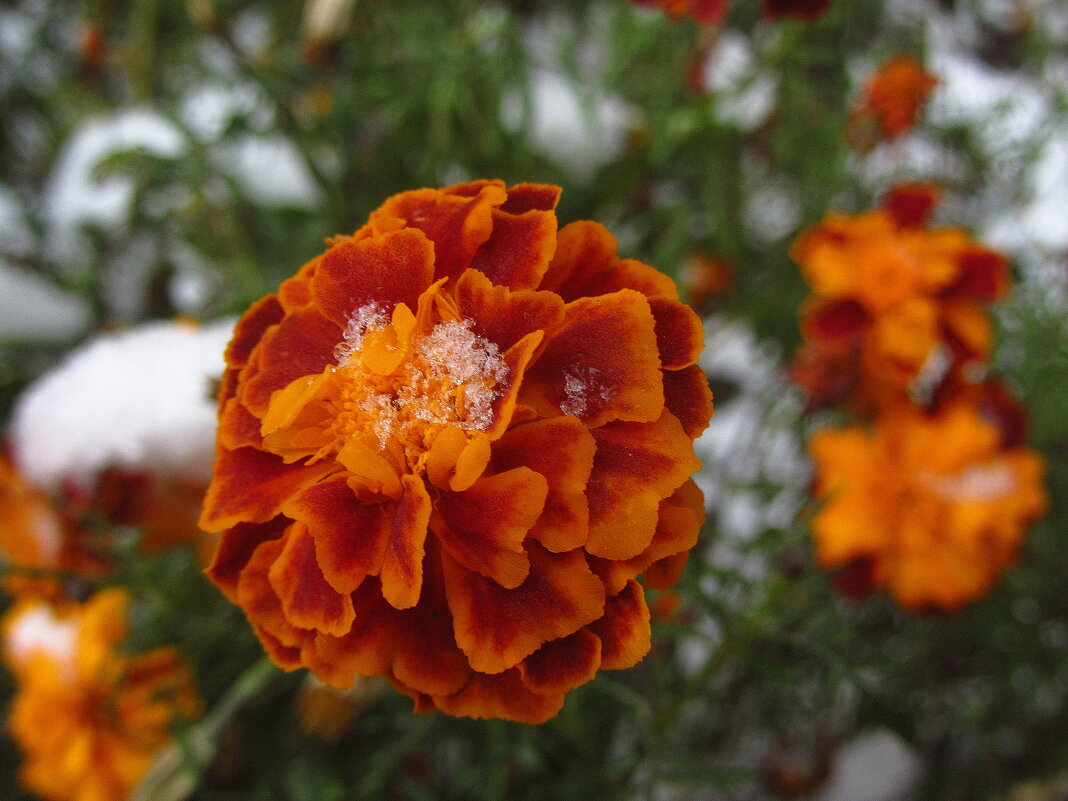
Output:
1 0 1067 799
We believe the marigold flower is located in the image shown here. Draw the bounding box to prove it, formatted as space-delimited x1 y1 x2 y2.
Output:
809 401 1046 610
789 195 1009 412
200 180 712 723
1 589 202 801
850 55 938 145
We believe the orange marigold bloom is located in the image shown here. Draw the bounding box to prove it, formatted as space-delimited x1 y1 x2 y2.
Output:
2 589 202 801
810 401 1047 610
850 55 938 144
789 195 1009 412
200 180 712 723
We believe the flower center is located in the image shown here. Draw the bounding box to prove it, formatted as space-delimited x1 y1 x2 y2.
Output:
330 302 508 466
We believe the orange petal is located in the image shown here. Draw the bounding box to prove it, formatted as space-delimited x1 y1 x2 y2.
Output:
226 295 283 368
425 426 467 490
522 290 665 428
644 551 690 589
199 447 335 532
278 254 321 310
434 467 547 589
662 364 714 439
307 577 397 684
542 221 678 301
434 668 566 724
369 183 507 280
443 542 606 674
205 516 290 601
500 182 561 214
239 306 341 416
648 297 704 370
268 524 355 636
336 437 403 499
488 417 596 552
585 412 701 560
519 628 602 696
589 581 651 670
454 268 564 352
379 475 432 610
236 538 306 652
483 331 544 441
219 366 240 405
468 206 558 290
312 228 436 328
281 477 390 595
218 398 263 450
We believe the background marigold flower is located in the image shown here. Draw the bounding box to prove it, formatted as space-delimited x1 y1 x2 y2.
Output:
850 55 938 144
809 401 1047 610
1 589 202 801
200 180 712 723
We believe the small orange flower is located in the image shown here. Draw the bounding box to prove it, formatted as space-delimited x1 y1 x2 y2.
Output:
200 180 712 723
809 400 1046 610
789 193 1009 412
850 55 938 144
0 453 66 593
2 589 201 801
680 252 734 313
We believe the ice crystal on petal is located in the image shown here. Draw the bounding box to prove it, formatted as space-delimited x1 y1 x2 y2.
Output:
335 302 387 365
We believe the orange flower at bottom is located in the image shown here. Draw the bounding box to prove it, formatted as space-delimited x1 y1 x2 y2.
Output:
200 180 711 722
850 55 937 146
810 401 1046 610
2 589 202 801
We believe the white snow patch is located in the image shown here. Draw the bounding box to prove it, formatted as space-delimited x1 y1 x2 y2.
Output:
5 604 78 676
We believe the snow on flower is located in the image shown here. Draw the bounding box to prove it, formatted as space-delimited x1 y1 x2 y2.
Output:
200 180 712 723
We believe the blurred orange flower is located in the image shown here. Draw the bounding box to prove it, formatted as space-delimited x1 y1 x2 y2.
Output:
200 180 711 723
2 589 201 801
789 192 1009 411
681 252 734 313
850 55 938 145
809 400 1046 610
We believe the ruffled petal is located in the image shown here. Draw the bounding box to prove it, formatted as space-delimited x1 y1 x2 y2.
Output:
268 524 355 636
434 467 547 589
311 228 436 328
648 297 704 370
218 398 263 451
588 581 651 670
239 306 341 416
306 577 396 686
281 477 390 595
379 475 432 610
519 628 602 696
368 183 507 280
488 418 596 552
225 295 283 368
236 538 306 653
469 206 558 290
199 447 335 532
205 516 290 602
483 331 544 441
434 668 566 724
454 268 564 353
585 412 701 560
522 290 665 428
443 543 606 674
662 365 714 439
500 182 561 214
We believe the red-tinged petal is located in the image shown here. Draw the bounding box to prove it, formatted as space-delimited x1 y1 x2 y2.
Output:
663 365 714 439
281 477 390 595
951 247 1008 302
219 366 239 405
648 297 704 370
519 628 602 696
434 668 566 724
585 412 702 560
268 524 355 636
882 183 942 228
522 290 665 428
205 516 291 601
256 627 304 671
644 551 690 589
218 398 263 450
469 206 558 290
589 581 651 670
803 300 870 344
379 475 432 610
307 577 397 684
240 306 341 416
454 268 564 353
434 467 547 589
488 418 596 552
368 184 507 280
501 182 561 214
312 228 436 328
199 447 335 532
484 331 544 441
278 254 321 310
609 482 704 590
236 538 305 651
225 295 283 368
542 221 680 302
586 555 640 596
443 543 606 674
